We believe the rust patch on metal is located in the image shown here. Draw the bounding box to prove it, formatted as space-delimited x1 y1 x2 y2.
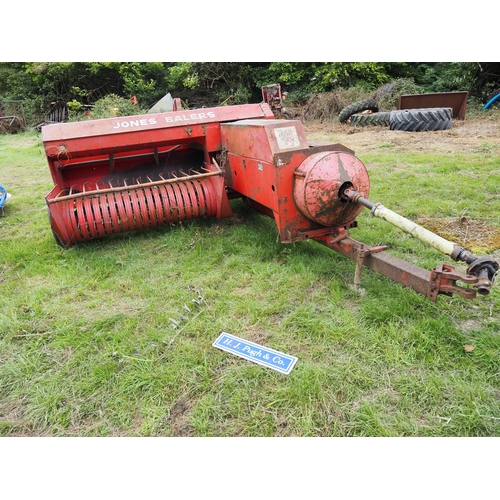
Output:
398 92 468 120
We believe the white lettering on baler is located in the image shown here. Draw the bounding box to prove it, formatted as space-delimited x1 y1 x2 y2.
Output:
164 111 216 123
112 118 157 129
111 111 217 129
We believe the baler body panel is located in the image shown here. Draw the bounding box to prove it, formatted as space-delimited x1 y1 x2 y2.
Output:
221 120 370 243
42 103 274 145
43 103 274 247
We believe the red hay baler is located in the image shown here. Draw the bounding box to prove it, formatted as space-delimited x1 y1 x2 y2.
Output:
42 102 498 302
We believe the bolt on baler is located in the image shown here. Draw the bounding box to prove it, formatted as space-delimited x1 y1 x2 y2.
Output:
42 103 498 302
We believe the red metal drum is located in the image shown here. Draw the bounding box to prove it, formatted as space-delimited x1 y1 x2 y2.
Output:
293 151 370 227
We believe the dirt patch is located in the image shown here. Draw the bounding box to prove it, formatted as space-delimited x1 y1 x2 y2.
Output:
303 115 500 155
167 395 195 436
415 217 500 253
455 319 483 332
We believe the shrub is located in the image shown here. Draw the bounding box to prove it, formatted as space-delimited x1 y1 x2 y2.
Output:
376 78 425 111
72 94 147 121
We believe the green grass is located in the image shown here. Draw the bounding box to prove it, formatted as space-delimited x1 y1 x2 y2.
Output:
0 128 499 437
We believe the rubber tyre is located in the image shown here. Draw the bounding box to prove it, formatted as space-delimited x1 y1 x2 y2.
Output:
339 99 379 123
389 108 452 132
350 112 390 127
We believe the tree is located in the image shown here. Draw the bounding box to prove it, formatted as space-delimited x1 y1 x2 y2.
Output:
2 62 497 126
164 62 267 105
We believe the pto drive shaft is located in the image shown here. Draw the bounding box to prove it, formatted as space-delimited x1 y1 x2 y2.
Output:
343 189 499 295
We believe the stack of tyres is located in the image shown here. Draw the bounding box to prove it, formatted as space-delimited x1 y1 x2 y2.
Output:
339 92 453 132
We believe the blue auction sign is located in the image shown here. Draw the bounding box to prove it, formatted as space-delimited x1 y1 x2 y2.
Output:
213 332 298 375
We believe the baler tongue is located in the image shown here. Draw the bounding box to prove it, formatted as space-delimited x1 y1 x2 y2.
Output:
343 188 499 296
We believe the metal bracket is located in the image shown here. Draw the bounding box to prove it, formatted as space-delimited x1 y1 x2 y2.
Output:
298 222 358 241
428 264 478 301
354 244 389 286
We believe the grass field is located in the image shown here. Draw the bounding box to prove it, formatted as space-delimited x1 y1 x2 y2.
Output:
1 115 499 438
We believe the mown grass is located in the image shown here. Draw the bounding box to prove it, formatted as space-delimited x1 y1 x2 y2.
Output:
0 127 499 437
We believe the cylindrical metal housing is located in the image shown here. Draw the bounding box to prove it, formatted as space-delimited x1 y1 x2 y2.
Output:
293 151 370 227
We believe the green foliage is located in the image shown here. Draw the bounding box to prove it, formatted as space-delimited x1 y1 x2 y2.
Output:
418 62 474 93
0 63 171 125
190 62 257 104
376 77 426 111
254 62 317 88
313 62 391 90
164 62 199 90
67 99 83 113
163 62 259 105
407 62 500 101
2 62 500 127
113 62 167 104
0 63 32 99
255 62 394 93
78 94 146 120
